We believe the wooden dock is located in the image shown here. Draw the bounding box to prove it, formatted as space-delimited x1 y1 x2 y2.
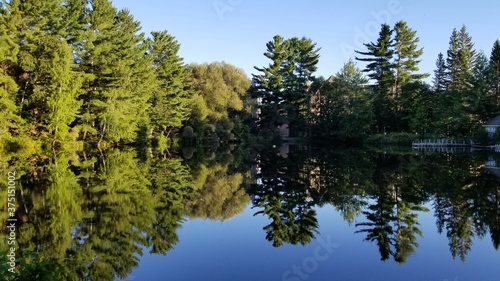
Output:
412 139 469 148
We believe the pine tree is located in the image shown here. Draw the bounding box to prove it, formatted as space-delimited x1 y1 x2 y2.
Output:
252 35 294 133
0 4 23 140
283 37 320 136
333 60 373 139
446 28 460 87
393 21 427 96
433 52 448 91
393 21 428 130
148 30 191 138
490 40 500 103
356 23 395 132
447 26 477 90
31 36 83 142
469 52 497 123
80 1 156 144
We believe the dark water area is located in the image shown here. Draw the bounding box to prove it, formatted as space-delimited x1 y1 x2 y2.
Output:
2 145 500 280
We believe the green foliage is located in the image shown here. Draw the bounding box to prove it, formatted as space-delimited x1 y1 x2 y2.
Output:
185 62 250 147
356 21 427 132
187 163 250 221
446 25 477 90
490 40 500 100
252 35 320 136
188 62 250 121
310 60 374 141
148 30 191 136
356 23 395 132
433 52 447 91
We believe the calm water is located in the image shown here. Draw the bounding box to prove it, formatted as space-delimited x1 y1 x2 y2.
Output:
2 146 500 280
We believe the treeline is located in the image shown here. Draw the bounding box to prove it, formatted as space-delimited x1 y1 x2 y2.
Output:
251 146 500 262
3 1 500 150
0 0 250 153
0 146 252 280
251 22 500 142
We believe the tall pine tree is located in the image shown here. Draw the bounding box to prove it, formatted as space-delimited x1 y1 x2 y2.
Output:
393 21 428 130
356 23 394 132
80 1 156 144
283 37 320 136
252 35 294 134
147 30 191 138
490 40 500 104
446 26 476 90
0 3 23 141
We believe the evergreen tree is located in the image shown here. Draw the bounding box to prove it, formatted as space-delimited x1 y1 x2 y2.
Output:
1 0 88 141
356 24 395 132
311 60 373 140
0 4 23 141
32 36 83 143
393 21 428 130
80 1 156 144
252 35 294 134
446 26 476 90
406 82 437 135
148 30 191 138
490 40 500 103
433 52 448 91
283 37 320 136
393 21 426 97
446 28 460 87
469 52 497 123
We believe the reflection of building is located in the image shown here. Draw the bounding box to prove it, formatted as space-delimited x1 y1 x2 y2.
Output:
483 115 500 135
484 156 500 178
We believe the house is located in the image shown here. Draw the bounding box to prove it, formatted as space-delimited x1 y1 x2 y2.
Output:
484 115 500 135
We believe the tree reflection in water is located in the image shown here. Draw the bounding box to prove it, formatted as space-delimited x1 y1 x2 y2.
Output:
2 146 500 280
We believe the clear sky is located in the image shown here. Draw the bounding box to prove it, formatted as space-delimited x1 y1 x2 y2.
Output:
111 0 500 82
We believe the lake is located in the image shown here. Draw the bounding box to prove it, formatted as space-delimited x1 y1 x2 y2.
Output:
2 145 500 280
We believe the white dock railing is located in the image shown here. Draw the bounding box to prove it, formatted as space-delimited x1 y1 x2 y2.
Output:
412 139 467 147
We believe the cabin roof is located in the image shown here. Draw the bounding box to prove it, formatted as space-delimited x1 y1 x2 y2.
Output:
485 115 500 126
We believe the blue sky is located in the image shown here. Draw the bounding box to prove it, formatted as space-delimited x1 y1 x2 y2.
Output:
111 0 500 82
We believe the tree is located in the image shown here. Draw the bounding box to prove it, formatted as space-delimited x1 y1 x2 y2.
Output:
252 35 293 134
356 24 395 132
311 60 373 140
406 82 437 135
0 4 23 142
490 40 500 103
79 1 156 144
392 21 428 130
32 36 83 143
446 28 460 88
188 62 250 122
468 52 498 124
252 35 320 137
147 31 191 138
283 37 320 136
433 52 448 91
436 26 478 136
446 25 476 90
393 21 426 97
